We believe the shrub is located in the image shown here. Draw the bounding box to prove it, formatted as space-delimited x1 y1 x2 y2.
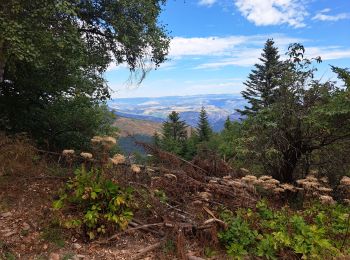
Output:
218 200 350 259
53 166 133 239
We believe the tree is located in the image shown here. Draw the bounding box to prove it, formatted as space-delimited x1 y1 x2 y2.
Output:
197 106 213 142
218 119 242 162
161 111 188 155
239 43 350 183
0 0 169 149
238 39 283 116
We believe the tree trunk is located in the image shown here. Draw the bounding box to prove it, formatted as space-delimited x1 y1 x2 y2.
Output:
279 149 301 183
0 41 6 83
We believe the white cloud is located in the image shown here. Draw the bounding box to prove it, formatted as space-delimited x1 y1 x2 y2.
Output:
312 8 350 22
168 34 306 68
234 0 308 28
197 45 350 69
198 0 217 6
108 34 350 72
169 34 303 57
306 47 350 61
169 36 248 57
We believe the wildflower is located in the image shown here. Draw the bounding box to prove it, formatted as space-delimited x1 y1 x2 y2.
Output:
228 180 244 188
131 164 141 174
320 177 328 183
242 175 257 183
273 188 284 193
319 195 335 205
340 176 350 186
80 152 93 160
264 178 280 185
280 183 296 192
110 154 126 165
306 175 318 182
91 136 103 145
62 149 75 156
101 136 117 148
317 187 332 193
259 175 273 181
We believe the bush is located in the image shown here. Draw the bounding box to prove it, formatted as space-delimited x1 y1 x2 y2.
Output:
218 200 350 259
53 166 133 239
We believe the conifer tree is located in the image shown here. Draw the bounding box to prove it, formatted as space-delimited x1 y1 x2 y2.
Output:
238 39 282 116
197 106 212 142
162 111 187 141
160 111 188 155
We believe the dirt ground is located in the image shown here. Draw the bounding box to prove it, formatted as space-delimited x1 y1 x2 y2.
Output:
0 171 167 260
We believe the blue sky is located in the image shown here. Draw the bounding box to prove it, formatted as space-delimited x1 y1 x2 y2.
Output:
106 0 350 98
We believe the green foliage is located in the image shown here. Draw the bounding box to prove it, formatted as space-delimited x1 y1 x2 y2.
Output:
218 200 350 259
154 189 168 203
53 166 133 239
236 42 350 182
238 39 283 116
160 111 188 156
0 0 169 149
197 106 213 142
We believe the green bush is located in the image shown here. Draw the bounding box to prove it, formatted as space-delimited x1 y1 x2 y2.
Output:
219 200 350 259
53 166 133 239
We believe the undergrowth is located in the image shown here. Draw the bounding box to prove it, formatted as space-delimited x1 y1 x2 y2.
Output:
53 166 134 240
218 200 350 259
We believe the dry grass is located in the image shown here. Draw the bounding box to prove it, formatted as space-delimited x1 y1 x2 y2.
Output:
0 132 46 177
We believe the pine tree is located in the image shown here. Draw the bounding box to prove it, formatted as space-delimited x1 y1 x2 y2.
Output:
160 111 188 155
197 106 212 142
162 111 187 141
238 39 282 116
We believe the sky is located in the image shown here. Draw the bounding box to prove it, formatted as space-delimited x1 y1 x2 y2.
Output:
106 0 350 98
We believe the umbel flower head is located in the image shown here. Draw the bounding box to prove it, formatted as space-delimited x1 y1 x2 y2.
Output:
131 164 141 174
62 149 75 156
80 152 93 160
340 176 350 186
91 136 117 150
110 154 126 165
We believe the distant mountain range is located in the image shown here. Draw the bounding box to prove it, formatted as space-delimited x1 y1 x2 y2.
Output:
108 94 246 132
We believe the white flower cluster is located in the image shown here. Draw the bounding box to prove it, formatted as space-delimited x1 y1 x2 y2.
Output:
91 136 117 149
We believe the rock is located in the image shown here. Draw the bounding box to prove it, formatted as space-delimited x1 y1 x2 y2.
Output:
49 253 60 260
223 175 232 180
73 243 82 249
209 180 218 184
43 244 48 250
1 212 12 218
76 255 86 259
